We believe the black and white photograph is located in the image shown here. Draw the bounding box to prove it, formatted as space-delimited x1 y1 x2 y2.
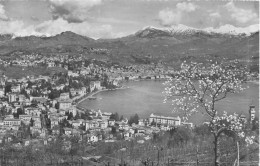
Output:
0 0 259 165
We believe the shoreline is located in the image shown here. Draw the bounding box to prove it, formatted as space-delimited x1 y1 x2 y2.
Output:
76 79 168 106
247 80 259 85
76 86 130 106
76 78 258 109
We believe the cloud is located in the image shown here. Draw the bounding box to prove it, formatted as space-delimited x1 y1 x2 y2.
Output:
209 12 221 19
204 24 259 35
158 2 197 26
224 2 258 24
158 1 259 29
35 18 119 39
0 0 128 39
30 16 39 22
48 0 103 23
0 17 126 39
176 2 197 12
0 20 40 36
158 8 181 26
0 4 8 21
207 2 259 28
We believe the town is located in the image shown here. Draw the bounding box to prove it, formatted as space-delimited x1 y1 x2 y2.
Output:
0 52 258 165
0 52 199 164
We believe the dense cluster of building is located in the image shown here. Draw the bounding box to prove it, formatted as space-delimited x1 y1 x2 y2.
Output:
0 53 181 148
0 81 191 145
0 52 256 151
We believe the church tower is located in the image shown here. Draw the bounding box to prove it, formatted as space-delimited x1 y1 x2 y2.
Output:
249 105 256 121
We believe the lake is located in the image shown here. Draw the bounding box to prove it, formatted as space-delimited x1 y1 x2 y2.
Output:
78 80 259 124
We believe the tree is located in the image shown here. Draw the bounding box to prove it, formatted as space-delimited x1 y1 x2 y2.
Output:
151 119 156 126
250 116 259 133
111 126 117 135
0 106 6 117
31 99 38 106
30 118 34 127
110 112 119 121
59 119 72 128
163 61 252 166
66 112 74 120
128 113 139 126
4 84 12 95
74 111 80 120
69 136 80 160
14 108 24 118
45 118 51 129
20 89 29 99
133 114 139 124
78 124 85 131
54 102 59 109
48 89 60 100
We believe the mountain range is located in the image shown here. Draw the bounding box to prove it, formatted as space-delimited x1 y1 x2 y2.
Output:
0 25 258 69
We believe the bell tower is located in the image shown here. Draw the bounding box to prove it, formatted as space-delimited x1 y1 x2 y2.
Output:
249 105 256 121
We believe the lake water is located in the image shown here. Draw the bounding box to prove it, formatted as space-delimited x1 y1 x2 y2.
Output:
78 80 259 124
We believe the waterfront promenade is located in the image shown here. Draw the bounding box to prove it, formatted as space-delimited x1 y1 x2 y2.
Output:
74 86 130 112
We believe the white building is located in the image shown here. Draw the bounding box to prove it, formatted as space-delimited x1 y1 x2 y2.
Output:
149 114 181 126
60 93 70 100
8 93 17 102
59 100 72 110
0 88 4 97
249 105 256 121
3 119 21 127
19 115 32 125
89 81 101 92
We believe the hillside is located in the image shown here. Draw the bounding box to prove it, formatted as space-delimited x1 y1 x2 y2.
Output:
0 26 258 67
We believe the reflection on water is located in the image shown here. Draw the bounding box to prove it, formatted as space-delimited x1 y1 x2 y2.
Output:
78 80 259 124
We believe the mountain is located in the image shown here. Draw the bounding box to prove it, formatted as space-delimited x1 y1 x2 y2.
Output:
135 26 173 38
0 25 258 67
0 34 13 42
133 24 258 39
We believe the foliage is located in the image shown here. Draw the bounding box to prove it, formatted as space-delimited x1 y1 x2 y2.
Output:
193 124 211 136
20 89 29 98
150 119 156 126
59 119 72 128
167 127 192 146
163 61 253 166
65 111 74 120
251 117 259 133
30 118 34 127
78 124 85 131
111 126 117 135
128 114 139 126
56 75 67 85
74 111 80 120
48 89 60 100
4 84 12 95
110 112 119 121
13 108 24 118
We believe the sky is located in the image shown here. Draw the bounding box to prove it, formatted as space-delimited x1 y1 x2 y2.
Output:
0 0 259 39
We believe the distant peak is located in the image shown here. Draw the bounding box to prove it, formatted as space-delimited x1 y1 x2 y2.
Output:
136 24 259 38
60 31 78 36
55 31 95 41
135 26 172 38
